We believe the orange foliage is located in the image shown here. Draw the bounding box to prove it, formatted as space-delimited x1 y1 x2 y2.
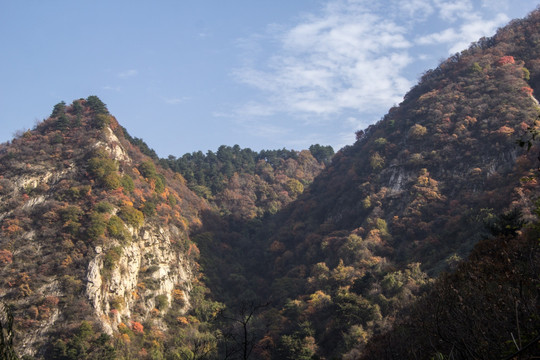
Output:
61 255 73 268
497 55 515 65
133 188 145 203
131 321 144 333
45 296 59 307
0 249 13 264
496 125 515 135
172 289 185 302
3 219 22 236
521 86 534 96
177 316 189 325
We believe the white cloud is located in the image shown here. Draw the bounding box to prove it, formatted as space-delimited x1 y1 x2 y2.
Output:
481 0 510 11
229 0 529 149
103 85 121 92
416 11 509 53
233 0 413 121
164 97 190 105
396 0 434 19
117 69 138 78
434 0 473 22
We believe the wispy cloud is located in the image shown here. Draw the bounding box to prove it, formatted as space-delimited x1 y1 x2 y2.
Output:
234 0 413 120
164 97 190 105
229 0 528 149
435 0 473 22
418 1 510 53
117 69 138 78
103 85 121 92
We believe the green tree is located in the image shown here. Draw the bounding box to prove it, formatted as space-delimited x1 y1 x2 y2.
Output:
85 95 108 114
370 152 385 170
309 144 334 164
51 101 66 118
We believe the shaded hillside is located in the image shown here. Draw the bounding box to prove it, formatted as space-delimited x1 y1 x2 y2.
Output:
164 144 333 219
197 8 540 359
361 222 540 359
0 97 221 358
1 8 540 360
265 8 540 276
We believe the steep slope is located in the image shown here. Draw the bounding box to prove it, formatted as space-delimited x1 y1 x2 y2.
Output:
361 224 540 359
164 144 333 219
211 9 540 359
0 97 209 358
1 9 540 360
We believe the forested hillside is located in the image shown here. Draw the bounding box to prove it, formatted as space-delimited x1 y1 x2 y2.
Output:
0 97 219 358
1 7 540 360
163 143 333 219
181 8 540 359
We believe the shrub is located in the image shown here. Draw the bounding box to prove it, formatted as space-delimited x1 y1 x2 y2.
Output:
155 294 168 310
91 114 111 129
120 174 134 193
119 205 144 228
87 211 107 240
96 201 114 213
408 124 427 139
0 249 13 264
131 321 144 334
110 296 125 311
103 247 122 271
88 155 117 180
141 200 157 217
107 216 131 242
102 173 121 190
138 161 158 179
370 152 385 170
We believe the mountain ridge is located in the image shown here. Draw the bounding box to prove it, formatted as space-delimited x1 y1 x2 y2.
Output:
1 8 540 359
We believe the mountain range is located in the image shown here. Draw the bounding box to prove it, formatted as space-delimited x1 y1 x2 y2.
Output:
1 8 539 360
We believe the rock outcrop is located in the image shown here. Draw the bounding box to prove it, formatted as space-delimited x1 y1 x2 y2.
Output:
0 97 206 357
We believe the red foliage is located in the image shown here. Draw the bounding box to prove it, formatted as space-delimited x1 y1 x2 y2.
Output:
521 86 534 96
131 321 144 333
497 55 515 65
0 249 13 264
44 296 59 307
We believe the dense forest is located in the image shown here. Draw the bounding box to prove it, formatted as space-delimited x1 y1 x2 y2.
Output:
1 7 540 360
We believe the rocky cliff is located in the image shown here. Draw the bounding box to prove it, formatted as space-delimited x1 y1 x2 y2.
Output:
0 97 206 357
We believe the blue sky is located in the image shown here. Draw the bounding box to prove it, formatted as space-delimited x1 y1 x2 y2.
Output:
1 1 538 157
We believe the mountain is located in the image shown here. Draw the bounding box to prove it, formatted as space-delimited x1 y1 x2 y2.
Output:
0 96 332 359
0 97 211 358
1 8 540 360
193 8 540 359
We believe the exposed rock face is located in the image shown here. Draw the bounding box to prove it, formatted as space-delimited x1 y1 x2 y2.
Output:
0 102 206 357
86 224 193 334
96 126 132 164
